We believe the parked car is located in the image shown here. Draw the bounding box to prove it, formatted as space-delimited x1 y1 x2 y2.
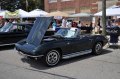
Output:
15 17 108 66
0 22 55 46
0 23 33 46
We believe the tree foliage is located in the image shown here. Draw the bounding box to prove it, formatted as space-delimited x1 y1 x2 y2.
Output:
0 0 44 11
0 0 17 11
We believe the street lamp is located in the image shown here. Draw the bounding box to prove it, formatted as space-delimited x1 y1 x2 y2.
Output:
102 0 106 36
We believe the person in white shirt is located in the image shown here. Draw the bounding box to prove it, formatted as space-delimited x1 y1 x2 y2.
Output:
77 21 82 28
61 17 67 27
66 20 72 28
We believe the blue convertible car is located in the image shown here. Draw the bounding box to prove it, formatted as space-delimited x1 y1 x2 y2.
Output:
15 17 108 66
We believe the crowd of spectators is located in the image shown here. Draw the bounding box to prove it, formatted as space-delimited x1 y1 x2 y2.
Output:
0 18 35 29
50 17 93 34
1 17 120 35
0 19 19 28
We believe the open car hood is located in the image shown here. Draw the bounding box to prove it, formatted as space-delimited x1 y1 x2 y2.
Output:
15 17 53 56
26 17 53 46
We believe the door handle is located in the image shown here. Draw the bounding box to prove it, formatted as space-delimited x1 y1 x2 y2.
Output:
89 39 93 41
67 42 70 45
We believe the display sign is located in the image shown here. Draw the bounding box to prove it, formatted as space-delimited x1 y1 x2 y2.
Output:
5 10 19 18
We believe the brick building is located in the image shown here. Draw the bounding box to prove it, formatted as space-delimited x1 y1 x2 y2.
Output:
44 0 120 14
44 0 98 14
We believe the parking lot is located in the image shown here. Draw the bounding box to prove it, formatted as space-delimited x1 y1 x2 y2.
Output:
0 46 120 79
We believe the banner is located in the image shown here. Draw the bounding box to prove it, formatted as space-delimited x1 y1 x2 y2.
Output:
5 10 19 18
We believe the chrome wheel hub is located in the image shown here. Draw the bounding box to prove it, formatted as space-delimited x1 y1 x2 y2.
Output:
46 50 60 66
95 43 102 53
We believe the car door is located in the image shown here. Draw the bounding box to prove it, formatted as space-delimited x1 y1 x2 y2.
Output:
10 31 27 43
77 35 93 51
0 31 27 45
0 32 12 45
61 35 92 55
0 25 28 45
61 38 77 55
65 36 86 53
66 35 93 53
7 25 28 44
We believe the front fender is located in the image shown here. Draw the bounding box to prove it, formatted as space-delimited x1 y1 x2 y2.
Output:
93 35 108 46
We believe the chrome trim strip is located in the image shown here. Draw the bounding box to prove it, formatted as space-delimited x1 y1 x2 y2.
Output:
18 51 44 58
0 43 15 46
62 49 92 59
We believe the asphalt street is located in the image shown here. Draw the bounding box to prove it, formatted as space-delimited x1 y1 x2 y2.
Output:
0 46 120 79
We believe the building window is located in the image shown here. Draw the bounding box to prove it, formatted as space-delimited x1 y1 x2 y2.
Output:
49 0 57 3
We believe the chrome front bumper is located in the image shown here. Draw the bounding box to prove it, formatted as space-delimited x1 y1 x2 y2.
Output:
17 51 44 58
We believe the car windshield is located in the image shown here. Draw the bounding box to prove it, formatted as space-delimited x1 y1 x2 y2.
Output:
0 23 13 32
0 23 32 32
55 28 77 38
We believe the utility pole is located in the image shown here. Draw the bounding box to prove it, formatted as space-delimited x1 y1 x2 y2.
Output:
102 0 106 36
26 0 28 11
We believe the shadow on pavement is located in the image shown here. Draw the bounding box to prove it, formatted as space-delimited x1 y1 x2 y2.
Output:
108 45 120 49
21 58 77 79
21 49 113 70
19 49 112 79
21 57 48 69
59 49 112 67
0 45 15 51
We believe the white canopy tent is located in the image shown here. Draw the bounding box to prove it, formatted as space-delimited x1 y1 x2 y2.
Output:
69 13 93 17
28 9 48 17
0 10 6 13
47 11 69 19
0 10 8 18
94 5 120 16
18 9 30 18
107 5 119 9
47 11 69 17
0 9 29 18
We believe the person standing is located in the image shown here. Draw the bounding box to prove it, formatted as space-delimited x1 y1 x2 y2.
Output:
52 20 57 31
66 20 72 28
109 23 120 45
0 19 5 28
61 17 67 27
77 21 82 28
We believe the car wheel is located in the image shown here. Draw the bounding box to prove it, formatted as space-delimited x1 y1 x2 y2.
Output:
44 50 61 66
92 42 103 55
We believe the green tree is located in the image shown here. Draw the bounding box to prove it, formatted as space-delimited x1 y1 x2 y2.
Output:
0 0 44 11
19 0 44 11
19 0 36 11
35 0 44 10
0 0 16 11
